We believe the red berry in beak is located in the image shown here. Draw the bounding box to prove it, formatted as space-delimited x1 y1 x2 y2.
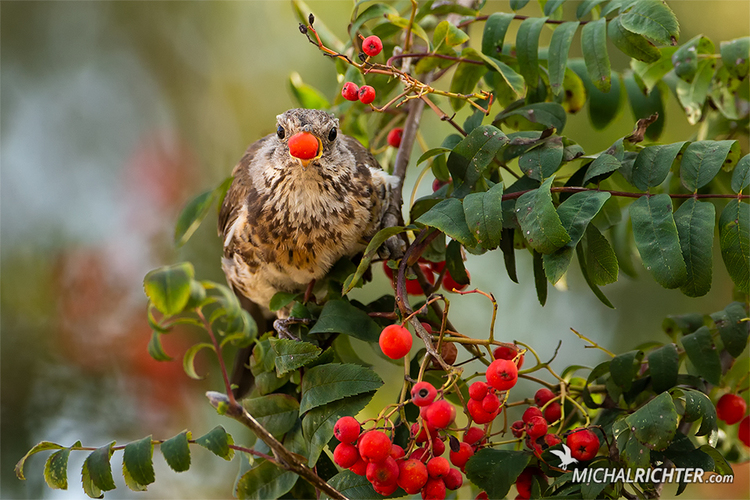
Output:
288 132 320 160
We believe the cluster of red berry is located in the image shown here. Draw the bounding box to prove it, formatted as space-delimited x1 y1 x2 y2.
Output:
716 393 750 447
382 259 470 296
340 35 383 105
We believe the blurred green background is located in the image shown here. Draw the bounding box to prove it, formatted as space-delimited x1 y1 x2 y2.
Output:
1 1 748 499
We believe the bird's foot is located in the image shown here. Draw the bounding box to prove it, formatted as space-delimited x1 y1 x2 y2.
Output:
273 317 313 340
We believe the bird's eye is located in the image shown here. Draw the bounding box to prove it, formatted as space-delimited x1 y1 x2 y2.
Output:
277 125 285 139
328 127 337 141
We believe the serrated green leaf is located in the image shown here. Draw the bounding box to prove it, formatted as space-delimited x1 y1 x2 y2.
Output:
720 37 750 78
446 125 508 197
270 339 322 375
549 22 579 95
581 18 611 92
302 392 373 466
308 299 382 342
610 350 643 392
678 389 718 438
494 102 568 132
623 73 665 141
323 471 383 500
629 194 687 289
122 436 155 489
619 0 679 45
464 449 532 499
15 441 64 480
676 59 716 125
631 46 678 92
577 0 607 19
631 142 686 191
44 447 73 490
463 182 504 249
608 16 660 63
417 198 476 247
236 460 298 500
613 421 651 469
195 426 234 461
711 302 749 358
143 262 195 316
519 137 565 181
516 16 548 89
624 392 678 450
83 443 116 492
674 199 715 297
680 140 740 192
516 177 571 254
731 154 750 193
161 430 191 472
477 53 526 96
242 394 300 438
482 12 515 56
585 223 619 285
81 458 103 499
300 363 383 414
342 226 407 294
584 154 621 185
182 342 214 380
648 343 678 392
450 49 488 111
174 189 215 247
682 326 722 385
672 35 715 82
719 200 750 294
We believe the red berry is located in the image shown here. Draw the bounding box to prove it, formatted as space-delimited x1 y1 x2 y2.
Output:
467 398 498 424
333 442 359 468
398 459 429 494
511 420 525 438
373 482 398 496
334 416 361 444
412 381 438 407
739 415 750 447
410 447 430 463
349 457 367 476
390 444 405 459
522 407 544 423
366 456 399 486
449 442 474 468
383 261 395 280
476 492 489 500
288 132 320 160
359 85 376 104
494 345 524 369
444 468 463 490
421 477 447 500
405 263 436 295
379 324 412 360
716 394 747 425
544 402 562 423
362 35 383 57
544 434 563 447
432 179 449 192
534 388 555 407
430 260 446 273
427 456 450 478
515 468 534 498
482 392 501 413
566 428 600 461
341 82 360 101
443 270 469 292
358 430 392 463
463 427 486 447
486 359 518 391
387 128 403 148
424 400 456 429
526 416 548 440
469 381 489 401
431 438 446 457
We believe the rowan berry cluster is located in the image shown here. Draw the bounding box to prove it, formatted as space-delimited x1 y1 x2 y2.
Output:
716 393 750 447
340 35 383 105
382 259 469 296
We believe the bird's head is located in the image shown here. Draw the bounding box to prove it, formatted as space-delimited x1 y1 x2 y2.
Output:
273 109 341 170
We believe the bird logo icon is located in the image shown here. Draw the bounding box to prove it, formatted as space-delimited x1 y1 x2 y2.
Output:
550 443 579 471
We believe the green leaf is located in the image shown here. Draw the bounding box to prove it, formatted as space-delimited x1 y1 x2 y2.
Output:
182 342 214 380
323 471 382 500
623 73 665 141
308 299 382 342
450 50 488 111
44 446 75 490
268 292 299 313
682 326 722 385
348 3 399 42
342 226 407 294
195 426 234 461
631 46 678 92
678 388 718 438
289 71 329 110
511 0 531 10
549 22 580 95
81 457 103 499
236 460 298 500
494 102 567 132
445 125 508 197
463 182 504 249
584 223 619 285
731 154 750 193
610 350 643 392
482 12 515 57
568 58 622 129
543 191 611 283
581 18 611 92
680 140 741 192
417 198 476 247
711 302 750 358
720 37 750 78
577 0 607 19
500 228 519 283
464 449 532 499
516 16 548 89
122 436 155 489
518 137 565 181
161 430 191 473
699 445 733 475
629 194 687 289
83 443 116 492
143 262 195 316
302 392 373 466
446 239 469 286
648 343 678 392
15 441 64 480
619 0 679 45
676 59 716 125
174 190 215 247
584 154 621 185
608 16 660 63
417 147 452 166
613 420 651 469
299 363 383 414
719 200 750 294
477 53 526 96
672 35 715 82
674 199 715 297
243 394 300 438
445 22 470 47
515 177 571 254
384 14 430 48
631 142 686 191
270 339 322 375
624 392 678 450
533 250 547 306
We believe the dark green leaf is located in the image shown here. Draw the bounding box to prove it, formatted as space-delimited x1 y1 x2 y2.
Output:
122 436 154 490
174 190 215 247
584 224 619 285
482 12 515 57
629 194 687 288
243 394 300 438
450 49 488 111
300 363 383 414
303 392 373 466
577 240 615 308
501 228 519 283
584 154 622 185
676 59 716 125
623 73 665 141
143 262 195 316
624 392 678 450
463 182 504 249
662 313 705 337
236 460 298 500
719 200 750 294
610 350 643 391
195 426 234 461
720 36 749 78
581 18 611 92
417 198 476 247
672 35 715 82
494 102 567 132
323 471 384 500
678 389 718 438
446 125 508 197
613 422 651 469
648 343 678 392
674 199 715 297
309 299 382 342
511 0 531 10
544 0 566 15
270 339 322 375
608 16 660 62
631 142 686 191
268 292 299 312
478 53 526 96
81 457 103 499
349 3 399 41
533 250 547 306
568 58 622 129
699 445 733 475
516 16 548 89
682 326 722 385
446 239 469 286
731 154 750 193
711 302 749 358
516 177 571 254
680 140 741 192
549 22 580 95
342 226 407 294
519 137 565 181
417 147 452 166
577 0 607 19
161 430 191 473
15 441 64 480
44 446 73 490
619 0 679 45
464 449 532 499
83 443 116 492
631 46 678 92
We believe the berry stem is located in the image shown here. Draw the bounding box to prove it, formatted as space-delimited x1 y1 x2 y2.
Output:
570 328 616 357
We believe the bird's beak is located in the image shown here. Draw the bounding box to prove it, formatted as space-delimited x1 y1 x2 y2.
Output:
288 132 323 170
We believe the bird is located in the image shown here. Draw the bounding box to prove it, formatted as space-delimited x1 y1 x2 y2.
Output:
218 108 398 398
550 444 579 471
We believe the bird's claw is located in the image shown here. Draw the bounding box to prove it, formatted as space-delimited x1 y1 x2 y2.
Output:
273 317 313 340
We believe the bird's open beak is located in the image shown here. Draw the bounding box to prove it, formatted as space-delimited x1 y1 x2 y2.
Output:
288 132 323 169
